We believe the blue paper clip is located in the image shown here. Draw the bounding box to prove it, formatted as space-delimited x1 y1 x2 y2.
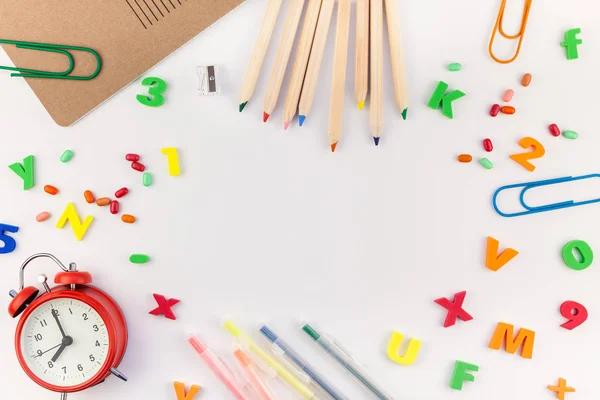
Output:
493 174 600 217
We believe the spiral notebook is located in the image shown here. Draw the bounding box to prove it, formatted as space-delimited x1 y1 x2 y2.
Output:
0 0 245 126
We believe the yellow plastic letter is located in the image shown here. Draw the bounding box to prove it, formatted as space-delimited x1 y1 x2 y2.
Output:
386 330 421 365
56 203 94 241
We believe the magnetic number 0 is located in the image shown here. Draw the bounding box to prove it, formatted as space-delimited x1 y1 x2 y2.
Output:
136 77 167 107
509 137 545 172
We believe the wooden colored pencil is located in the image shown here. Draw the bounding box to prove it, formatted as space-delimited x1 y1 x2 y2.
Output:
263 0 306 123
384 0 408 119
239 0 283 112
297 0 335 126
282 0 323 130
328 0 351 152
355 0 369 110
370 0 383 145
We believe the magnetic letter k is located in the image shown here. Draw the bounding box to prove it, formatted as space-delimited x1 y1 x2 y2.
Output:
427 81 465 119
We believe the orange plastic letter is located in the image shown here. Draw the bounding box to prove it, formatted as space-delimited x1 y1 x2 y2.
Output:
486 236 519 272
488 322 535 359
174 382 200 400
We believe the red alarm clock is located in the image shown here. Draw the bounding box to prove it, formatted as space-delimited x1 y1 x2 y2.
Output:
8 253 128 400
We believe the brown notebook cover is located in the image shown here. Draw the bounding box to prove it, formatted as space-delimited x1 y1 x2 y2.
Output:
0 0 245 126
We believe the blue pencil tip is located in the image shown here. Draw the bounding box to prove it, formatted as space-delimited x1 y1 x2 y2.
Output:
299 115 306 126
374 137 380 146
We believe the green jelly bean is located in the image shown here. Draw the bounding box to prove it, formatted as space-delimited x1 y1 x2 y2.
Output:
479 158 493 169
563 130 578 140
142 172 152 187
447 63 462 72
129 254 150 264
60 150 74 163
562 240 593 271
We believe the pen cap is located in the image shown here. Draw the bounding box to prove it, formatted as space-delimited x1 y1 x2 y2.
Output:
188 335 207 354
234 347 252 367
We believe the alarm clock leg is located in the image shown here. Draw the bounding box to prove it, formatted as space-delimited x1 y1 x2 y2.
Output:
110 367 128 381
60 393 67 400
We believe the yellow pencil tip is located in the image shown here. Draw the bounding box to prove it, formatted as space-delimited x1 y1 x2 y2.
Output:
358 101 365 110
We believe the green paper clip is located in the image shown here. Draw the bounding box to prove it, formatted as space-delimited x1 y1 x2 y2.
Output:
0 40 101 80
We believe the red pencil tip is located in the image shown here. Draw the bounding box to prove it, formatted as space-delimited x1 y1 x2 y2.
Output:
263 112 270 123
330 142 337 152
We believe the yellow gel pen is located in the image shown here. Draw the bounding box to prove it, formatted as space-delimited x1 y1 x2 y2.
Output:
224 320 319 400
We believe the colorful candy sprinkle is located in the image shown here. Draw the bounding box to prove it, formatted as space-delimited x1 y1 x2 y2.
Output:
490 104 500 117
122 214 136 224
480 158 494 169
60 150 74 163
501 106 516 115
521 73 532 87
503 89 514 102
131 161 145 172
129 254 150 264
483 138 493 152
110 200 120 214
563 130 578 140
457 154 473 163
36 212 50 222
44 185 59 195
142 172 152 187
447 63 462 72
115 187 129 198
126 153 140 162
84 190 95 204
96 197 111 206
549 124 561 137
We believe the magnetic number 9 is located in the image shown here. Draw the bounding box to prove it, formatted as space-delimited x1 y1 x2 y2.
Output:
136 77 167 107
560 300 588 330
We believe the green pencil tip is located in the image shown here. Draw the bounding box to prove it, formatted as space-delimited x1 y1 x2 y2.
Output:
239 102 248 112
401 108 408 120
302 324 321 341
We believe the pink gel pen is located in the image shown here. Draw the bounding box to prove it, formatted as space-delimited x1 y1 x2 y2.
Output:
188 335 252 400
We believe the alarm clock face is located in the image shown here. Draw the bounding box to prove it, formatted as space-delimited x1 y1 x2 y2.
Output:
19 297 111 388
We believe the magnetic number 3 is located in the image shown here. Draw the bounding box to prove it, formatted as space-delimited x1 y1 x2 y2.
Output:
136 77 167 107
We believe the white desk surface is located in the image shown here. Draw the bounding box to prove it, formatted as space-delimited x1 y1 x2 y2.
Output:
0 0 598 399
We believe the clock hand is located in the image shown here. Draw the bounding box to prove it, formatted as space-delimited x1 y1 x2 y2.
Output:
51 309 67 338
33 343 62 358
51 335 73 363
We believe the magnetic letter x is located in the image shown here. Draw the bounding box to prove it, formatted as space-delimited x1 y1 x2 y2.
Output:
434 291 473 328
149 293 180 320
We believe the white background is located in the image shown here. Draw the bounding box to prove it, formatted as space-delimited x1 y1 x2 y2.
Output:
0 0 598 399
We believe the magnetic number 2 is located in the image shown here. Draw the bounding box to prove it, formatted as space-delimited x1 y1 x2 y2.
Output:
509 137 545 172
136 77 167 107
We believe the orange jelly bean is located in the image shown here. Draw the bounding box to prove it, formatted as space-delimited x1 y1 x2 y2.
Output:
96 197 111 206
121 214 136 224
457 154 473 163
84 190 95 204
501 106 516 115
521 73 532 87
44 185 59 195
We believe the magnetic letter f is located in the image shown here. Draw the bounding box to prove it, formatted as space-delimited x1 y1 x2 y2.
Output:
561 28 582 60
